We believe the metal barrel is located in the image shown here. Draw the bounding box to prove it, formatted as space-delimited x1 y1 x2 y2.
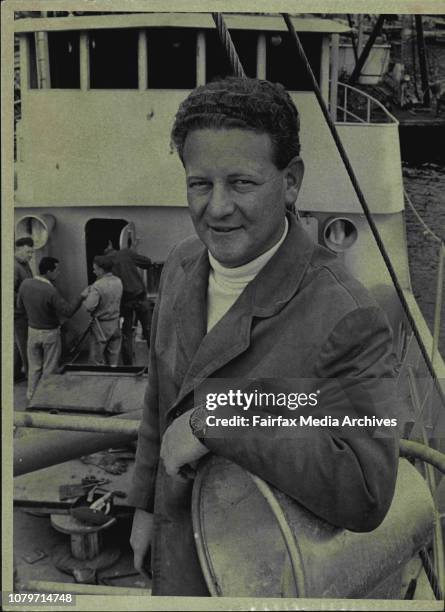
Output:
192 456 434 598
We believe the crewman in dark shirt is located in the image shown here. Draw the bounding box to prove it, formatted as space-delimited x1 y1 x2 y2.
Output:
104 242 153 365
17 256 84 401
14 237 34 380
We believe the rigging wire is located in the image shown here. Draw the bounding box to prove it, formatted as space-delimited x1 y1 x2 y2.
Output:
211 13 246 78
281 12 445 406
210 13 445 598
211 11 444 396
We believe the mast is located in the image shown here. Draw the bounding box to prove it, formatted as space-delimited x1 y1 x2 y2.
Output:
415 15 430 106
349 15 386 85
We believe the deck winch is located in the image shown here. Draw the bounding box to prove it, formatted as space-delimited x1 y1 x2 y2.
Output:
50 509 120 581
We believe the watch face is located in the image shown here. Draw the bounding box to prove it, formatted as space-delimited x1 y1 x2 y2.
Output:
190 405 207 437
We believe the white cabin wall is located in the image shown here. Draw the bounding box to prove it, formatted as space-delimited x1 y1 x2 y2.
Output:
13 204 411 343
14 205 195 275
14 205 196 338
16 90 404 216
16 90 189 207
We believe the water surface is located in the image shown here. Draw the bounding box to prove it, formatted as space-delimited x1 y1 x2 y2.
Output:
403 163 445 356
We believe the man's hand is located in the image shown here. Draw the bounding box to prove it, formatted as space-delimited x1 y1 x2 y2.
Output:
130 508 154 581
160 409 209 478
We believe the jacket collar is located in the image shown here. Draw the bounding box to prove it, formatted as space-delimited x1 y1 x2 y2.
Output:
35 275 53 286
178 213 314 314
169 214 315 416
247 214 315 317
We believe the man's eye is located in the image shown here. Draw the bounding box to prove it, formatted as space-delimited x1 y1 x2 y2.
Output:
234 179 255 185
188 181 211 190
232 179 257 191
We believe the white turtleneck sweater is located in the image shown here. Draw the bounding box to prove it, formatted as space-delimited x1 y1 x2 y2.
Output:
207 218 289 332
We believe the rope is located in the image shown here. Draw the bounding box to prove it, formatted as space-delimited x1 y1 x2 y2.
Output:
404 189 444 245
282 13 445 406
419 548 444 600
403 188 444 368
211 13 246 78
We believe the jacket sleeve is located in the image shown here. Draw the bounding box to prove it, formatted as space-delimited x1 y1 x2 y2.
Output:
201 306 399 533
126 287 161 511
82 286 101 315
131 251 152 270
52 290 83 320
14 264 20 301
16 286 25 317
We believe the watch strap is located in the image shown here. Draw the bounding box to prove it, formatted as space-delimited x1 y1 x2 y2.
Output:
189 404 208 439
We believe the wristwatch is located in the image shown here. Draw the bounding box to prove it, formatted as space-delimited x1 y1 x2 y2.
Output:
189 404 208 439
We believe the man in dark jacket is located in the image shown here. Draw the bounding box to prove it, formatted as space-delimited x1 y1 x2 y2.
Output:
128 78 399 595
14 236 34 380
104 242 153 364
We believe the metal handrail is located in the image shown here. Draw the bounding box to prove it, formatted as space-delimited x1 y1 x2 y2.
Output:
335 105 366 123
335 81 398 125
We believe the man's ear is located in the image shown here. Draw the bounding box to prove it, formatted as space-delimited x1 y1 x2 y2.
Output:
284 157 304 205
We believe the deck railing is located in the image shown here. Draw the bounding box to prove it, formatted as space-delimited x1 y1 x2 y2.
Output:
334 82 398 125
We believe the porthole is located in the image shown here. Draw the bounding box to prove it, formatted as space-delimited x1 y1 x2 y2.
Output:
15 214 56 250
323 217 358 253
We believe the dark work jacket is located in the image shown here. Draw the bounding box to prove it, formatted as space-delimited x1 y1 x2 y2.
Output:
127 215 399 596
107 248 151 300
14 257 33 320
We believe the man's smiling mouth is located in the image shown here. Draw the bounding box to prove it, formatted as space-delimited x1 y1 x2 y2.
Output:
209 226 242 233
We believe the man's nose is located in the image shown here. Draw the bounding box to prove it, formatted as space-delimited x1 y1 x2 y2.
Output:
207 182 235 218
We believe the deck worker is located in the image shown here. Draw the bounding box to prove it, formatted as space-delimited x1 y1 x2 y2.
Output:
14 236 34 381
17 256 84 401
104 242 153 365
81 255 123 366
128 77 399 595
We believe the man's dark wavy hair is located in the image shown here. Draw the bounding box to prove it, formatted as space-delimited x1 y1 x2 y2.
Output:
171 77 301 169
39 257 59 275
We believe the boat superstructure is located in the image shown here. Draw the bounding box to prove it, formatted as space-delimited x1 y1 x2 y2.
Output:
10 10 445 603
14 14 405 318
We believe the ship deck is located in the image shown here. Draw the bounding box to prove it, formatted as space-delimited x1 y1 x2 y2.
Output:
12 380 151 594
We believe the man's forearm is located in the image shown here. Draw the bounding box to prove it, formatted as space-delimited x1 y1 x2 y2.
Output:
200 418 398 532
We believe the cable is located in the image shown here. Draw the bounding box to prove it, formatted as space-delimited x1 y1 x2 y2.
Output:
282 13 445 406
419 548 444 601
211 13 246 78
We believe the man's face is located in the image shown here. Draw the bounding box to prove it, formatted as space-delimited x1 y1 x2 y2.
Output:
93 263 103 278
16 244 34 263
182 129 303 268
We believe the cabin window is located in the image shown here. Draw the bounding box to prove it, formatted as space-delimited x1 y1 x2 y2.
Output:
89 29 138 89
206 30 257 81
85 218 128 284
266 32 321 90
48 31 80 88
146 28 196 89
